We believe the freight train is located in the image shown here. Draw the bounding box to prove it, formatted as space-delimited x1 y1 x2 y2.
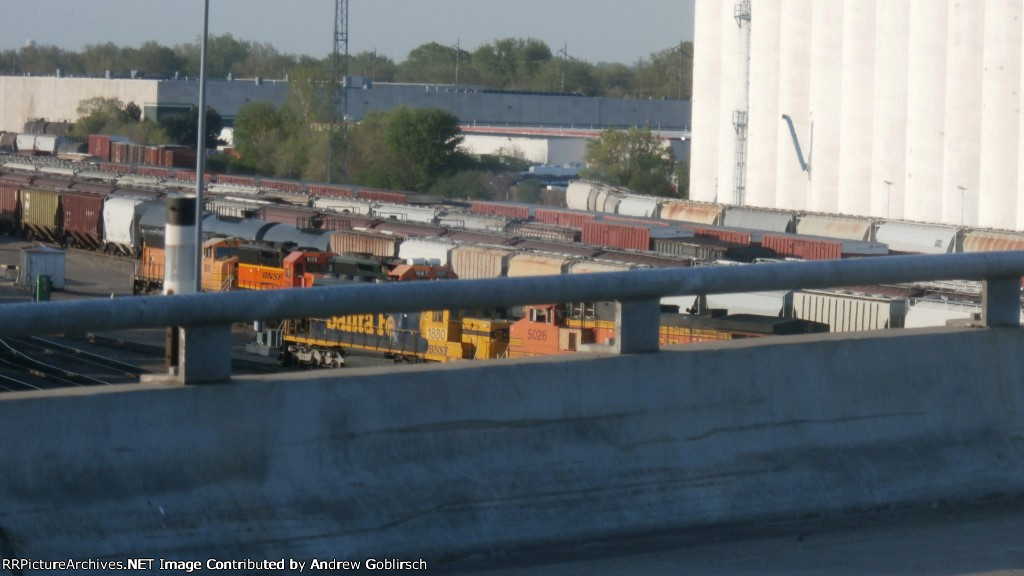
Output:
562 181 1024 257
279 298 830 367
505 302 830 357
3 154 1020 336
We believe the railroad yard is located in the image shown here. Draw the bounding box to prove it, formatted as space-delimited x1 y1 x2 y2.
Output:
0 237 400 391
0 153 1021 389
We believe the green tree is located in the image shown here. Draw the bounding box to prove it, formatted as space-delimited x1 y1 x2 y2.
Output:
70 97 170 145
80 42 120 75
385 107 465 191
429 171 491 200
512 178 543 204
124 102 142 122
634 42 693 100
396 42 459 84
350 51 396 82
471 38 552 89
234 42 296 79
348 110 395 188
276 65 334 178
594 62 635 98
231 102 284 171
11 43 81 76
580 127 677 197
348 107 466 192
675 160 690 200
71 97 133 138
127 41 183 77
159 106 224 148
206 34 252 77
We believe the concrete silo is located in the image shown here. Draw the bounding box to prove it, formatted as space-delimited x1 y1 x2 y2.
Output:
869 0 911 219
808 1 844 214
903 0 948 224
940 0 984 228
837 0 876 216
716 2 748 205
978 0 1022 229
774 0 814 210
690 0 725 202
744 0 782 209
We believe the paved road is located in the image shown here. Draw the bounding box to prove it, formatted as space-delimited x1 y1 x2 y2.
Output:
442 498 1024 576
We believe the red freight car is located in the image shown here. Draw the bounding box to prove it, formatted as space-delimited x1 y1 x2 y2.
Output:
533 208 596 229
260 178 304 194
470 201 530 219
0 185 19 233
355 188 407 204
761 234 843 260
216 174 258 187
307 183 353 198
88 135 112 161
581 221 651 251
689 226 753 246
61 191 108 249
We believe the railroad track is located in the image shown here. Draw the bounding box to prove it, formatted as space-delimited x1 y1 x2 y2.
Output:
0 336 158 392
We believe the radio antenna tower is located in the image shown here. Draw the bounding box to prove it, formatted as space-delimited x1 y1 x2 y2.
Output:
328 0 349 183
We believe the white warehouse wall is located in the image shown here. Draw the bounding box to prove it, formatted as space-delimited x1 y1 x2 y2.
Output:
693 0 1024 231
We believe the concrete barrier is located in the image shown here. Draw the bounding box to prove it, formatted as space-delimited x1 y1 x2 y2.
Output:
0 326 1022 571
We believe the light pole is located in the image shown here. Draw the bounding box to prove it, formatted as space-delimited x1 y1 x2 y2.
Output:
883 180 894 219
957 186 966 227
194 0 210 293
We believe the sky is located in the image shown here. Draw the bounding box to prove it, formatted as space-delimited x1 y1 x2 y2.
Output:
4 0 694 66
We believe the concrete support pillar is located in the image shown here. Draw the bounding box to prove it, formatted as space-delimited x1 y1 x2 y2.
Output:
982 278 1022 327
615 298 661 354
181 323 233 384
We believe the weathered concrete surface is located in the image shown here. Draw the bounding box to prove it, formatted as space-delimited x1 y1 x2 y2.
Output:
0 327 1022 572
448 498 1024 575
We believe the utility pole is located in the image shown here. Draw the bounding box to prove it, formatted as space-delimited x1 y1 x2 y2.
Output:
558 44 572 93
450 39 461 85
678 41 684 100
328 0 349 183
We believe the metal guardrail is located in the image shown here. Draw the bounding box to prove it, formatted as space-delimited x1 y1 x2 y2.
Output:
1 251 1022 384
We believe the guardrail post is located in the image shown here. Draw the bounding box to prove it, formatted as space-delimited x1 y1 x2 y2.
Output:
615 298 661 354
982 277 1022 327
180 323 233 384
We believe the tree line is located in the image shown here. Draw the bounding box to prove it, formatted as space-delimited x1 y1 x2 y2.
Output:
1 35 692 100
